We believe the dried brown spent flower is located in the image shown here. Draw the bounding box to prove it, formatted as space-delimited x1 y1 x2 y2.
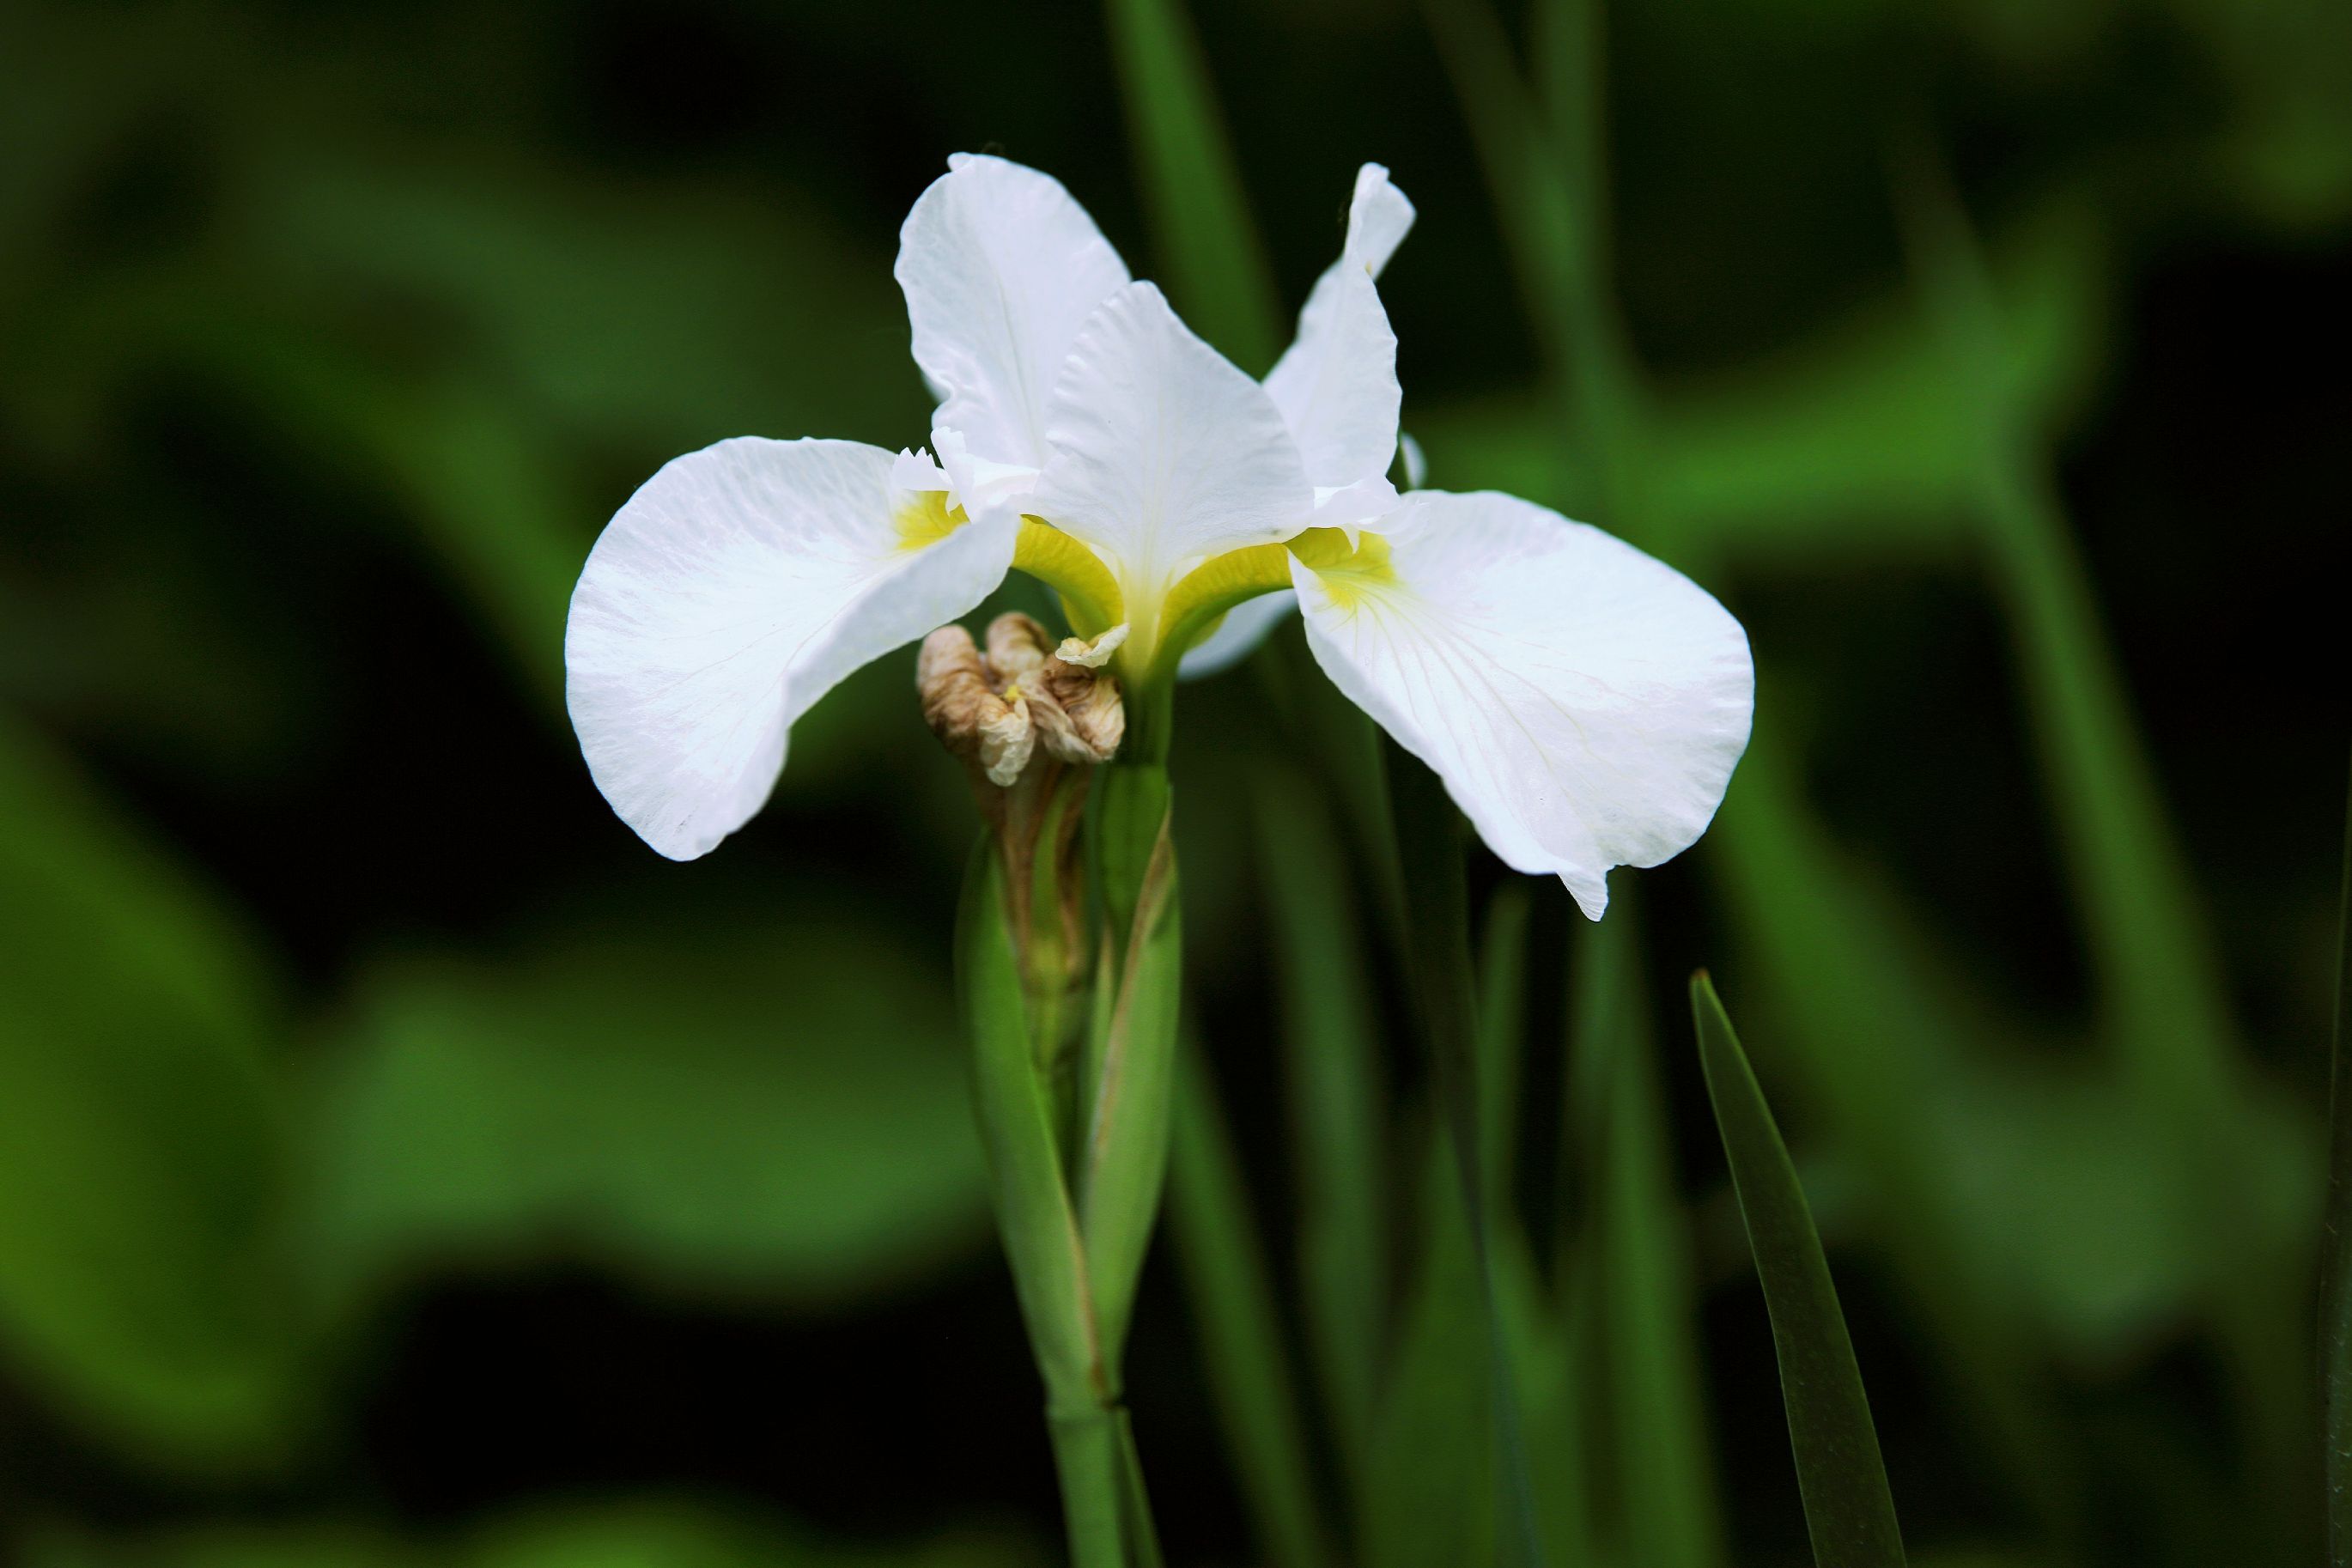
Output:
918 613 1123 785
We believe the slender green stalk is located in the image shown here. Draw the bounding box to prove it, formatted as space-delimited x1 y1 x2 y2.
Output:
957 842 1128 1566
1477 881 1534 1203
2321 745 2352 1566
1577 908 1727 1568
1255 765 1388 1474
1387 743 1551 1568
1048 1406 1130 1568
1168 1045 1339 1568
1075 800 1182 1368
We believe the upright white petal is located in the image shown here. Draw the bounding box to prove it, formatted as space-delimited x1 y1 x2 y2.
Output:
896 155 1131 478
1292 490 1753 919
1338 162 1417 277
566 438 1016 860
1176 592 1298 679
1263 164 1416 495
1031 282 1311 602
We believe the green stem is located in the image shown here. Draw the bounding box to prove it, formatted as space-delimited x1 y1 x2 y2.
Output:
1048 1402 1129 1568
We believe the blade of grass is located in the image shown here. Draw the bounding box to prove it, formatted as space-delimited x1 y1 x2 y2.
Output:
1166 1042 1338 1568
2321 745 2352 1567
1103 0 1284 373
1364 1144 1500 1568
1255 628 1406 951
1479 881 1535 1203
1707 741 2079 1538
1575 908 1728 1568
1254 765 1388 1481
1387 743 1550 1568
1692 972 1906 1568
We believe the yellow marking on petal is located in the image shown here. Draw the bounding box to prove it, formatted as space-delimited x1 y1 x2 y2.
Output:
894 491 967 551
1012 519 1124 635
1294 527 1397 612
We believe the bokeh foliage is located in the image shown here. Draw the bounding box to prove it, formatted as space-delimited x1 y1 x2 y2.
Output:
1 0 2347 1564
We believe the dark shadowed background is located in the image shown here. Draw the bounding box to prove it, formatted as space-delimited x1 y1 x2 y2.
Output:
2 0 2349 1564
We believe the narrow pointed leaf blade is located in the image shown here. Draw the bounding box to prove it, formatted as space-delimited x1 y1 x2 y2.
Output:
1167 1047 1336 1568
1254 763 1388 1473
1691 972 1905 1568
1577 913 1726 1568
1387 744 1550 1568
955 842 1099 1401
1078 808 1183 1367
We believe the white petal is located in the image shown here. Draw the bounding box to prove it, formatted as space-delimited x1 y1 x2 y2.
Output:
1292 490 1753 919
1031 282 1311 598
896 155 1131 476
1261 164 1417 491
892 446 951 495
1264 270 1401 491
1314 474 1401 542
1176 591 1297 679
566 437 1016 860
1338 162 1417 277
933 426 1040 520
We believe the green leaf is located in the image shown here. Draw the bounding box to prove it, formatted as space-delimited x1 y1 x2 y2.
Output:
1573 911 1726 1568
1705 729 2084 1535
1103 0 1285 373
1076 802 1183 1369
306 909 989 1310
0 710 295 1467
2323 744 2352 1568
1691 972 1905 1568
1167 1046 1335 1568
1385 744 1549 1568
1477 881 1534 1201
1362 1146 1498 1568
1253 628 1405 951
956 842 1124 1568
1253 763 1388 1473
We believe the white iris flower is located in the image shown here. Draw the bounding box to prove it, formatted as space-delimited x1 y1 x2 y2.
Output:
564 154 1753 917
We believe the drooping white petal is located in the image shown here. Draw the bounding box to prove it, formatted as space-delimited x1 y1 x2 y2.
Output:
1031 281 1311 601
1176 591 1298 679
566 437 1017 860
1262 164 1416 493
896 155 1131 476
1292 490 1753 919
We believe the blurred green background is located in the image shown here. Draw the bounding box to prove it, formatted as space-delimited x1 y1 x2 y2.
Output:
2 0 2348 1563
